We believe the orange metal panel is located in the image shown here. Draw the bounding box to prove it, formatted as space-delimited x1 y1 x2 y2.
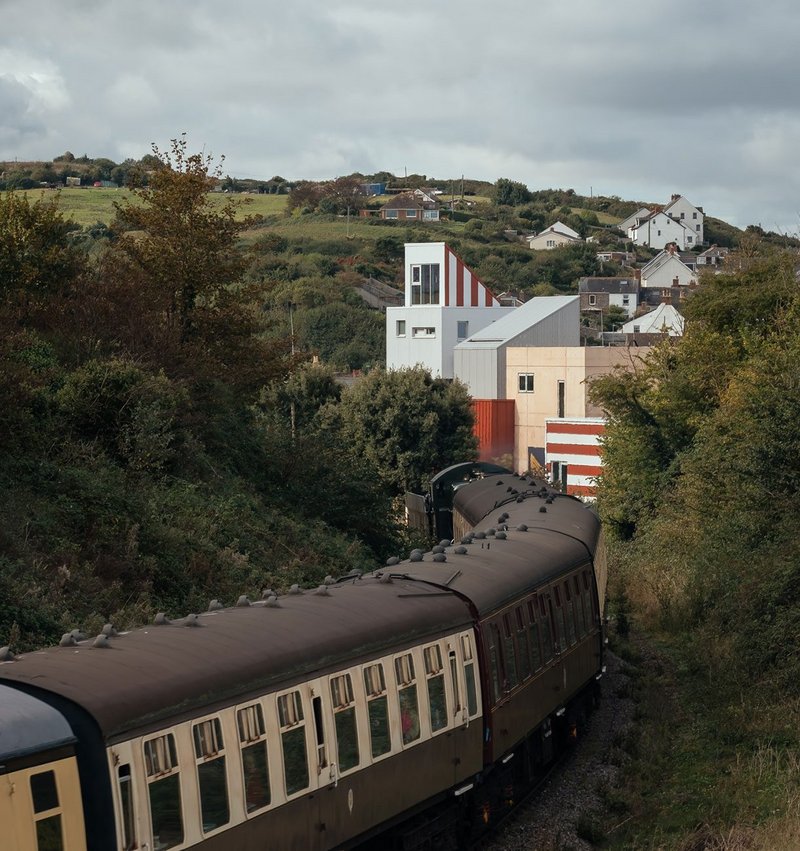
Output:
471 400 515 463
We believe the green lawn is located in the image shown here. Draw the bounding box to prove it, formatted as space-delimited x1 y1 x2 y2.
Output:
18 187 287 227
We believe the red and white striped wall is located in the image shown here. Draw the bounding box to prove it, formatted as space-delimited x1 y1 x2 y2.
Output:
545 418 605 498
444 245 499 307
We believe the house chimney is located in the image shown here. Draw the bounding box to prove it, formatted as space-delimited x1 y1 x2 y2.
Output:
667 242 676 255
671 194 680 202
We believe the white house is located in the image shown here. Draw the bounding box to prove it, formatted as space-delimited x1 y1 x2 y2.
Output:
527 224 583 250
385 243 515 379
640 248 697 289
617 207 652 233
697 245 728 267
621 303 685 336
629 210 696 250
663 194 704 245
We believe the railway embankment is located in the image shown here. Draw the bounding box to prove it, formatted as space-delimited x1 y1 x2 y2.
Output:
484 625 800 850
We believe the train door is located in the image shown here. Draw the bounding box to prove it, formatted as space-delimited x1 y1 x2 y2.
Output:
1 757 87 851
449 632 482 783
312 670 367 850
109 741 142 851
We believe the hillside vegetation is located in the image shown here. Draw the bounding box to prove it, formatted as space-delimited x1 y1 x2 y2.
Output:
0 141 478 651
590 249 800 848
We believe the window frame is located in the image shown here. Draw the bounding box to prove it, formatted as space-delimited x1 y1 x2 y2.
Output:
518 373 535 393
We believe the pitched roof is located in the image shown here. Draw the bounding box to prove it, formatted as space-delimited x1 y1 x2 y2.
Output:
578 277 638 294
622 303 685 336
384 192 438 211
455 295 579 351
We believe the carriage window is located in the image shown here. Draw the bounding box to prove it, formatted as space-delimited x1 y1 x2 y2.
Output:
574 576 587 636
553 587 568 652
583 570 597 624
462 634 478 717
502 615 519 689
527 600 543 671
538 595 555 662
193 718 230 833
424 645 448 732
515 608 532 680
563 582 577 645
278 691 309 796
30 770 64 851
237 704 271 813
395 653 420 745
364 663 391 758
449 650 461 713
117 764 136 850
487 623 503 703
331 674 360 772
144 733 184 850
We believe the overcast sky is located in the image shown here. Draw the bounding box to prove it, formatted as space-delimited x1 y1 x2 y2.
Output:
2 0 799 230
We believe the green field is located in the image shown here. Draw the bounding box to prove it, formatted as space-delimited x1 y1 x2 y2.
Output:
19 187 287 227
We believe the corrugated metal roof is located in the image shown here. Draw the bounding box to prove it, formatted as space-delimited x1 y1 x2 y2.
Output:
454 296 578 351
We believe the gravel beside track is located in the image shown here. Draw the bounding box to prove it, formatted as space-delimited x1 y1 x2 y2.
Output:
479 649 634 850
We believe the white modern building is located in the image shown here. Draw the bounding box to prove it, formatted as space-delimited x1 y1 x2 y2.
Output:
385 243 515 378
454 296 580 399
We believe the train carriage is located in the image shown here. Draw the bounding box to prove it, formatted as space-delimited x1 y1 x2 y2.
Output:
0 471 605 851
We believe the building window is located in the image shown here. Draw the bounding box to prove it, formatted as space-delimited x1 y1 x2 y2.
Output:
687 235 693 243
412 326 436 338
396 320 406 337
385 209 398 219
518 373 534 393
693 212 698 219
422 210 438 220
546 239 555 247
406 209 418 217
410 263 440 305
622 294 630 305
695 224 700 232
557 380 565 418
633 325 641 333
680 212 685 219
457 320 469 340
588 294 596 306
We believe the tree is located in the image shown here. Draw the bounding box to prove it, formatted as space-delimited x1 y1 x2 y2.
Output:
494 178 532 207
104 136 286 392
331 367 478 493
0 191 85 321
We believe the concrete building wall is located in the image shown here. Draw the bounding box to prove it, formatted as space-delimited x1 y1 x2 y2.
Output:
386 305 513 378
505 346 650 472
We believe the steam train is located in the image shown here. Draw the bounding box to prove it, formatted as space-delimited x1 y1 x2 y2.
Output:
0 465 606 851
